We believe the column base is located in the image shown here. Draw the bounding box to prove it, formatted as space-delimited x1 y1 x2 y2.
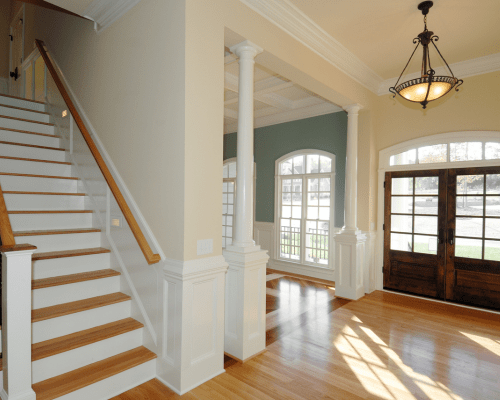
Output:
223 245 269 361
334 230 367 300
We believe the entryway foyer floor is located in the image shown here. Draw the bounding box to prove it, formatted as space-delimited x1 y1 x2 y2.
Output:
113 270 500 399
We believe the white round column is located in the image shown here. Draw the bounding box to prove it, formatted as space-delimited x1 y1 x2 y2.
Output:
343 103 362 232
230 40 263 248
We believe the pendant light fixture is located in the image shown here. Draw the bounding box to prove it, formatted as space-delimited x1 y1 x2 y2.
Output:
389 1 463 109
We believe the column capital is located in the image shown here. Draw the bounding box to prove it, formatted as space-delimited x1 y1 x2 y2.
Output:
230 40 263 60
343 103 363 115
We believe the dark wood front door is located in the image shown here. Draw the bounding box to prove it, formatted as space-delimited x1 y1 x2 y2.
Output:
384 167 500 310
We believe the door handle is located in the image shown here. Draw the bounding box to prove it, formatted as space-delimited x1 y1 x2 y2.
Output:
439 229 444 244
10 67 19 81
448 228 454 245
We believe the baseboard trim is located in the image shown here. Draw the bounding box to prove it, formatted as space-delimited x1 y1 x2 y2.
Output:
268 259 335 282
156 369 225 396
267 268 335 286
224 349 267 363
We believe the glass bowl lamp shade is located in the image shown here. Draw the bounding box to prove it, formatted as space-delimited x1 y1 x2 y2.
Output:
389 1 463 109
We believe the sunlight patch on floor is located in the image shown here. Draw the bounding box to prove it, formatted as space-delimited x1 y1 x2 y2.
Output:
461 331 500 357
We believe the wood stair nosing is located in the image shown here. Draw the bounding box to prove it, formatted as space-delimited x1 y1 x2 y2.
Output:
32 346 156 400
0 93 45 104
32 292 131 323
14 228 101 236
0 140 65 151
31 318 143 362
32 247 111 261
0 172 78 180
3 191 85 196
8 210 93 214
0 103 50 115
32 269 121 290
0 114 54 126
0 127 59 138
0 155 71 165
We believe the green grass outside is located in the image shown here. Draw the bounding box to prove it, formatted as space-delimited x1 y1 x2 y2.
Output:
414 243 500 261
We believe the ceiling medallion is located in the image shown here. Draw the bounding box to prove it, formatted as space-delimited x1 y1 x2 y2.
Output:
389 1 463 109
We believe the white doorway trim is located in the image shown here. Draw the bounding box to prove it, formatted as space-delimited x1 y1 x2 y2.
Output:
376 131 500 290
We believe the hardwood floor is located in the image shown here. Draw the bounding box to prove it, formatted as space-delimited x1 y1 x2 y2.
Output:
113 271 500 399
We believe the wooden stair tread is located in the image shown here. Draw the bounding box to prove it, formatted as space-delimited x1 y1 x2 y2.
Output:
32 318 143 362
14 228 100 236
0 155 71 165
9 210 92 214
33 247 111 261
0 114 54 126
0 103 49 115
0 140 64 151
3 191 84 196
32 346 156 400
0 127 59 138
32 292 130 322
33 269 120 290
0 93 45 104
0 172 78 180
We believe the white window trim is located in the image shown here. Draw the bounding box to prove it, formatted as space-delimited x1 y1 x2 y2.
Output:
274 149 336 270
376 131 500 290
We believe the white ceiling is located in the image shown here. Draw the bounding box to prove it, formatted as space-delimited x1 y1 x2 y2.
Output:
224 52 343 134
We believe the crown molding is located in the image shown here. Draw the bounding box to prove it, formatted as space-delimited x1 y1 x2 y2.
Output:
378 52 500 96
238 0 383 93
83 0 142 33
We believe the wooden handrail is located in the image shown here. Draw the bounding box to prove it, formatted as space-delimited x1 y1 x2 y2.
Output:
35 39 161 265
0 183 15 247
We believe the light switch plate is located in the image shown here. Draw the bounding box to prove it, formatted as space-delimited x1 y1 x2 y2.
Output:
197 239 213 256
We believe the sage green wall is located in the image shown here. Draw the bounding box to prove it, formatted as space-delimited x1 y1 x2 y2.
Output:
223 112 347 226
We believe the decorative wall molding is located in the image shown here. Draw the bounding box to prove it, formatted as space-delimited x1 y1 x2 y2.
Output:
254 222 274 260
163 255 229 280
268 259 335 282
0 77 8 95
378 52 500 96
83 0 142 33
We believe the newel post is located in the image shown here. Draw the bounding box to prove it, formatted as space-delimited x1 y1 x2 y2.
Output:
1 244 37 400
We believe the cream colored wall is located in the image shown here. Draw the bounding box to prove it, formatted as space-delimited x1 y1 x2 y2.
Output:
0 0 11 79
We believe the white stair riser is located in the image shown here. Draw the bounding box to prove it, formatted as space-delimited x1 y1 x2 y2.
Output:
55 358 155 400
0 158 71 176
0 116 54 135
0 105 50 123
4 193 85 210
0 96 46 111
0 130 60 147
9 213 93 230
0 143 66 162
33 276 120 309
33 252 111 279
0 175 77 192
17 232 101 253
33 301 131 343
32 328 143 384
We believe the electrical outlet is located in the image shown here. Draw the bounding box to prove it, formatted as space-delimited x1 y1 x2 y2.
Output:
197 239 213 256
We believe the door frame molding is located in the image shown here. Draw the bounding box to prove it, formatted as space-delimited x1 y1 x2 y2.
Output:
9 4 25 95
376 131 500 291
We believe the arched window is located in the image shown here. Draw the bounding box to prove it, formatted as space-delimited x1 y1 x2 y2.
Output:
275 150 336 268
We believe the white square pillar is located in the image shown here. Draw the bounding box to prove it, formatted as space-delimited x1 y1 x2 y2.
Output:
334 231 367 300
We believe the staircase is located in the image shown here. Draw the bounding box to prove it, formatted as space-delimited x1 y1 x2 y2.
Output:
0 93 157 400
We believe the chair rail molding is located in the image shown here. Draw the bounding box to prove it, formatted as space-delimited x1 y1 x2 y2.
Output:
83 0 142 33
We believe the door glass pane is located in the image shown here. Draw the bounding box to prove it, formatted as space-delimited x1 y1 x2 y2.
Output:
414 235 437 255
418 144 447 164
455 238 482 259
391 215 412 233
457 175 484 195
485 218 500 239
391 197 413 214
415 176 439 195
391 177 413 195
414 216 438 235
457 196 484 216
391 233 412 252
486 197 500 216
485 240 500 261
486 174 500 194
456 217 483 238
414 197 438 215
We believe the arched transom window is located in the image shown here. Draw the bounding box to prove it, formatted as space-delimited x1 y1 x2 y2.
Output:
275 151 336 268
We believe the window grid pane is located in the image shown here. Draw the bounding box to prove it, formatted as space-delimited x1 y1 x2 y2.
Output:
222 180 235 248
